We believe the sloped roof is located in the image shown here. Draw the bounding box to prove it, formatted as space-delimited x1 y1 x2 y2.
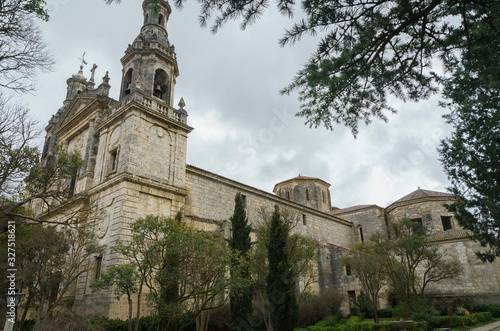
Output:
330 204 381 215
273 175 331 192
385 188 455 212
391 188 455 204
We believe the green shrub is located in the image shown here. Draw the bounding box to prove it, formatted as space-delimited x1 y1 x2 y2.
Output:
137 315 160 331
345 316 364 331
378 322 397 331
472 303 489 312
438 316 467 328
350 306 363 318
88 317 127 331
354 291 373 318
488 304 500 318
472 312 493 323
469 304 500 318
346 316 363 325
377 309 394 318
315 314 343 327
306 326 339 331
306 313 345 331
410 321 427 331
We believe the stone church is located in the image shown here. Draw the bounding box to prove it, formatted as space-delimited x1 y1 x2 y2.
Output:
35 0 500 318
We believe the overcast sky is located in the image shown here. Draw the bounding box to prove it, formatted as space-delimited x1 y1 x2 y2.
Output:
22 0 453 209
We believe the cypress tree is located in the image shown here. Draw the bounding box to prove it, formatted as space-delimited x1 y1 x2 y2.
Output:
266 206 298 331
229 193 253 330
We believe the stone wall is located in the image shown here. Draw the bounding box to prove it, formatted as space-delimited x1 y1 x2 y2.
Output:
424 238 500 298
185 165 354 248
332 205 386 243
94 105 190 189
386 198 459 235
274 178 332 213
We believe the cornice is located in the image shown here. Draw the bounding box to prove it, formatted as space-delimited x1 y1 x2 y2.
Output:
186 165 353 227
87 172 188 197
385 196 456 214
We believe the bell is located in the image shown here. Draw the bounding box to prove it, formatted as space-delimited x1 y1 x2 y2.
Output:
153 84 162 94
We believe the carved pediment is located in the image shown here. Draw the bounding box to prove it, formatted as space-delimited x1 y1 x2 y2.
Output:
54 95 115 139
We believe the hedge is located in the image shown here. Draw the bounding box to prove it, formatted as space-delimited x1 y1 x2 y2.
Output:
377 309 394 318
434 312 493 329
307 311 493 331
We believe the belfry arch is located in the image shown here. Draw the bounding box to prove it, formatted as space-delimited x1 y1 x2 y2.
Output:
122 68 133 98
153 68 170 102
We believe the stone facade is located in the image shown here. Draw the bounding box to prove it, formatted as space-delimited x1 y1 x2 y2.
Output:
33 0 500 319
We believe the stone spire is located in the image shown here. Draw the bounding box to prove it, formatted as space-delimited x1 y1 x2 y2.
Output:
118 0 179 107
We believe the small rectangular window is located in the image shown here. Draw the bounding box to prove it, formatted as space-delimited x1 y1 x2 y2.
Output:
411 218 423 234
322 191 326 203
346 264 352 276
441 216 452 231
95 256 103 280
111 150 118 170
306 189 310 201
348 291 356 307
286 191 290 200
109 149 119 174
241 194 247 208
302 214 307 226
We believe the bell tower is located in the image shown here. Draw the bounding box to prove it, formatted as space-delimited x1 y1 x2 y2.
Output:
94 0 192 189
119 0 178 107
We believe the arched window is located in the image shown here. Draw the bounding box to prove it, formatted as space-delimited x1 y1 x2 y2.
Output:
123 68 133 96
306 188 310 201
158 14 164 26
144 13 149 25
358 226 364 242
153 69 169 101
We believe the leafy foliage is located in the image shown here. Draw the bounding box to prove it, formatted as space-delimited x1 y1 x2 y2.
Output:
370 219 462 314
343 242 386 323
438 3 500 262
266 206 298 331
104 0 500 260
152 0 499 137
114 215 238 331
92 264 142 331
228 193 253 331
0 211 103 325
254 206 318 330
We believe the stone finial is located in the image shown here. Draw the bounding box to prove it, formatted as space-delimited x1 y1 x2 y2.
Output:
97 71 111 96
102 71 110 84
178 97 186 109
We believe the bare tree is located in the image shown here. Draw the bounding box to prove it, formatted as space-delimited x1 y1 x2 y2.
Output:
0 95 41 196
0 0 53 93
